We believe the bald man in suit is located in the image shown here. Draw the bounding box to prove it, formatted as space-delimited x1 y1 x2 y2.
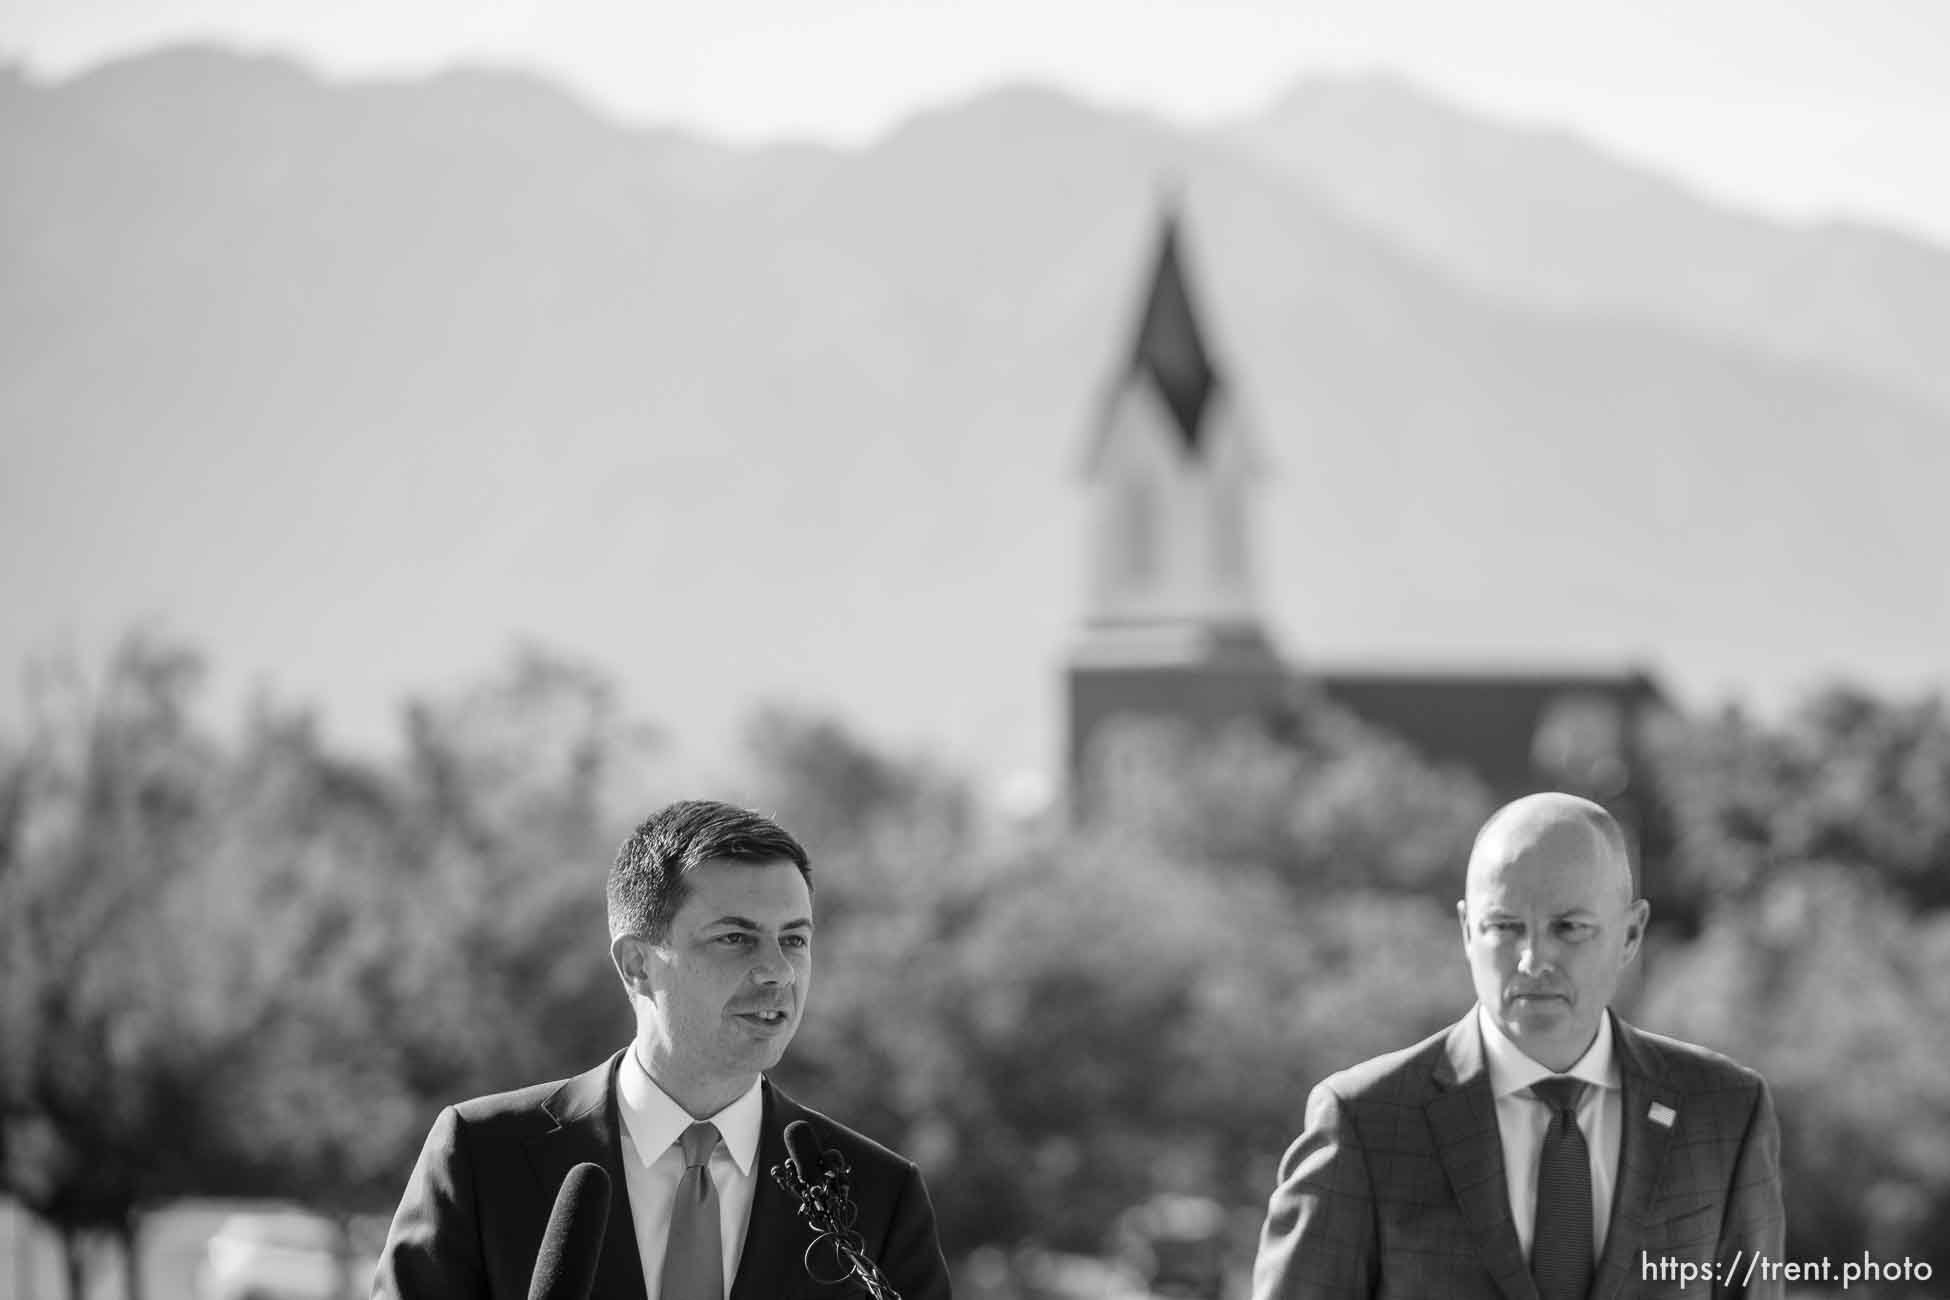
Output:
1252 793 1784 1300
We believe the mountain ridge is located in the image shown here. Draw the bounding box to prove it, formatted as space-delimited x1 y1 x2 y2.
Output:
4 46 1944 786
1220 70 1950 415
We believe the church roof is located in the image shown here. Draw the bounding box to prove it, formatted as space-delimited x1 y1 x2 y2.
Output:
1313 666 1669 798
1129 206 1221 452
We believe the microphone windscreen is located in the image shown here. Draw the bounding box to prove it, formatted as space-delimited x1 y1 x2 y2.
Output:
529 1162 611 1300
783 1119 824 1179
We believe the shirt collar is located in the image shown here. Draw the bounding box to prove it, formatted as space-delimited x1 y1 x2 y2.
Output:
617 1047 765 1177
1477 1004 1619 1100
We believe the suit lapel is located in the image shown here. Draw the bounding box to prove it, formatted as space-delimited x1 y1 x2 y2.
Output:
729 1080 810 1300
1427 1015 1539 1300
1592 1015 1679 1300
528 1050 649 1300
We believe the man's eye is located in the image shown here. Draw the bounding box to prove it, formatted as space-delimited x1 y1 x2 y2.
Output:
716 933 753 946
1488 920 1522 934
783 934 811 950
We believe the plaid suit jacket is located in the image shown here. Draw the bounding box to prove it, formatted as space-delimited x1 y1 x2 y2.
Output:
1251 1011 1784 1300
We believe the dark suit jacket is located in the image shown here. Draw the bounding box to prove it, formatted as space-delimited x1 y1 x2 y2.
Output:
1252 1011 1784 1300
373 1051 953 1300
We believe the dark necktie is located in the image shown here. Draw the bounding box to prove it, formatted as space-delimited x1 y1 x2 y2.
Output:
660 1121 722 1300
1530 1076 1594 1300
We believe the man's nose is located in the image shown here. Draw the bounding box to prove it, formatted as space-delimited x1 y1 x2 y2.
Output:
1517 931 1559 975
750 939 796 985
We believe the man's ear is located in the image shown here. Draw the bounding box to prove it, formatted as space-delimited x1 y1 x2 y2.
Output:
612 933 657 993
1622 898 1652 958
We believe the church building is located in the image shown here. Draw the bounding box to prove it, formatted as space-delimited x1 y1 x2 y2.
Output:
1065 202 1667 827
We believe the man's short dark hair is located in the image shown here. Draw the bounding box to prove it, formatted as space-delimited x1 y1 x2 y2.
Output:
606 799 812 942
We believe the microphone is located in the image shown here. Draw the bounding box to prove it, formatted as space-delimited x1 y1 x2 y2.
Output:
784 1119 828 1186
529 1162 611 1300
773 1120 902 1300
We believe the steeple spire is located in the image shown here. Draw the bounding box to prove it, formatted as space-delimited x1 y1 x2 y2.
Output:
1073 189 1268 643
1129 201 1221 451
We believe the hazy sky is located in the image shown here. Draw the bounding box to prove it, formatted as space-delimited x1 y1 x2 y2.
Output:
6 0 1950 243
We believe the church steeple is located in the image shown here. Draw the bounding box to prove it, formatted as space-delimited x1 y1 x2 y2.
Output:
1129 207 1220 450
1065 194 1289 804
1075 198 1269 643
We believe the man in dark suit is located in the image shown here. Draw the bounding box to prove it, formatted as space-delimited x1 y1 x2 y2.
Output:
374 798 952 1300
1252 792 1784 1300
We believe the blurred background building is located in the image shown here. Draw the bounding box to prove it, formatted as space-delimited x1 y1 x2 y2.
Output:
1067 205 1668 861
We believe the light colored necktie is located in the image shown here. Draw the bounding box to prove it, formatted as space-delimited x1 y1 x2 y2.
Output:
660 1121 722 1300
1530 1076 1594 1300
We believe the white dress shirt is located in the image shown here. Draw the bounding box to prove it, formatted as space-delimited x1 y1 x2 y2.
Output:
1477 1005 1622 1261
616 1050 766 1300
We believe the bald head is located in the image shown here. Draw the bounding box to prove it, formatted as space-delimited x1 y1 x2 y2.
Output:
1458 792 1648 1071
1466 793 1633 907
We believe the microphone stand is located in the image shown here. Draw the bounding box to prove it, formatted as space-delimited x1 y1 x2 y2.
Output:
770 1147 904 1300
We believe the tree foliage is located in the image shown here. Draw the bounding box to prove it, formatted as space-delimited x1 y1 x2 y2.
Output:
1 634 243 1298
1082 706 1491 896
1645 685 1950 911
0 638 660 1299
4 642 1945 1291
1639 865 1950 1262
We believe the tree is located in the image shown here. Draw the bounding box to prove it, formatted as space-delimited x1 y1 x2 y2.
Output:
735 703 975 918
1638 865 1950 1270
1 638 667 1300
186 701 440 1202
0 634 243 1300
1644 686 1950 913
391 644 661 1091
1081 704 1491 897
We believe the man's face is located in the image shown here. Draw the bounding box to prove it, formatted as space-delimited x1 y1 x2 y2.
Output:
1457 817 1647 1070
633 857 814 1106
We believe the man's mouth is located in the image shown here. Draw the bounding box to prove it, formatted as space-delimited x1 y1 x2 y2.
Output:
736 1009 791 1027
